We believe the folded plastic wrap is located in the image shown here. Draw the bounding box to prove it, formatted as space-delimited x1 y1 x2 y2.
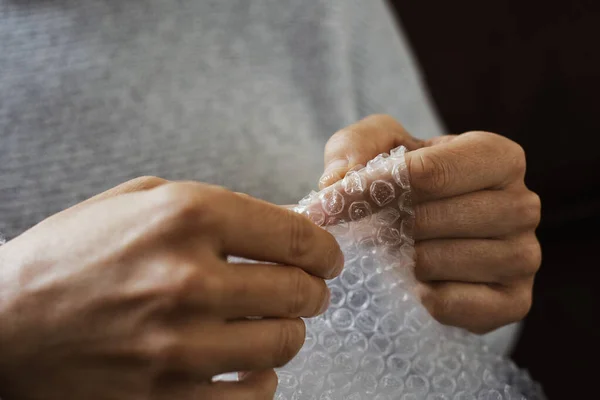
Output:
276 146 545 400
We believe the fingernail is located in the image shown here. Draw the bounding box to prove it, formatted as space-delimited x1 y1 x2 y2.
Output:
319 288 331 314
319 159 349 189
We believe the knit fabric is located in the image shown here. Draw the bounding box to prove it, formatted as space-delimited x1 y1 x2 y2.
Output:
0 0 442 239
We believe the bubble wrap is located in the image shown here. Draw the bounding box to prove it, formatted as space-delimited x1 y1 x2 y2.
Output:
276 146 545 400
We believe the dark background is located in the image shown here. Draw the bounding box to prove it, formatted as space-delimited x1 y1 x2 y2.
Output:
389 1 600 398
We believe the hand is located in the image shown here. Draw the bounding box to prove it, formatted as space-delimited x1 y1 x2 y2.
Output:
320 114 541 334
0 177 343 400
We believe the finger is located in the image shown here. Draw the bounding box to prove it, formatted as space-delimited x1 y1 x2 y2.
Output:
221 195 343 279
155 370 277 400
172 318 305 377
417 280 533 334
321 114 424 189
158 183 344 279
424 134 458 146
414 188 540 240
302 149 413 227
217 318 305 373
199 370 278 400
405 131 526 202
217 263 330 319
414 236 541 284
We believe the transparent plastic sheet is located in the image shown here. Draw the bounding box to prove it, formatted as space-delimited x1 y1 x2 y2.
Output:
275 146 545 400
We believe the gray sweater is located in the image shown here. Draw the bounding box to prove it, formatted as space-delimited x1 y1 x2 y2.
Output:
0 0 443 239
0 0 518 354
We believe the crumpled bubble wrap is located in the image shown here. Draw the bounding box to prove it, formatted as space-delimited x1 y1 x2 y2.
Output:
276 146 545 400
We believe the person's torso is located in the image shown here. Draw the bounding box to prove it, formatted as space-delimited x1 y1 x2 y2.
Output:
1 0 526 357
0 0 442 238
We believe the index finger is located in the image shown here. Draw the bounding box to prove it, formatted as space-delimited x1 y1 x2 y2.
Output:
165 184 344 279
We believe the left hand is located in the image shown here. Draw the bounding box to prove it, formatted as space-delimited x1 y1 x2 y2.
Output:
320 114 541 334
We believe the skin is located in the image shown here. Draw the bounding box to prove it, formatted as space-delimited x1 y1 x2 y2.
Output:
0 114 541 398
0 178 343 400
320 114 542 334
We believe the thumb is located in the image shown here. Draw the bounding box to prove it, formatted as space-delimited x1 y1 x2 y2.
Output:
320 115 424 189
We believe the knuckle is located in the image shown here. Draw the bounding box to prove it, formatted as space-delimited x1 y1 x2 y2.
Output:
155 340 180 367
414 243 435 281
507 141 527 175
423 290 452 325
326 114 406 159
528 192 542 226
325 126 361 156
466 131 527 175
326 127 348 146
465 130 503 145
414 202 438 237
229 271 253 300
307 278 329 317
410 152 453 196
188 268 225 307
145 330 182 369
195 271 226 308
515 192 542 230
509 138 526 158
287 213 315 261
329 124 356 142
365 113 401 128
128 176 169 190
514 238 542 276
273 319 305 367
324 241 343 279
156 184 200 221
512 287 533 321
155 183 228 230
462 130 499 148
287 268 308 316
192 186 230 229
315 280 330 316
161 261 224 307
434 298 453 325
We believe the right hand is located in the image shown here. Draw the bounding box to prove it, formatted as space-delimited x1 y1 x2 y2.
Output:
0 177 343 400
